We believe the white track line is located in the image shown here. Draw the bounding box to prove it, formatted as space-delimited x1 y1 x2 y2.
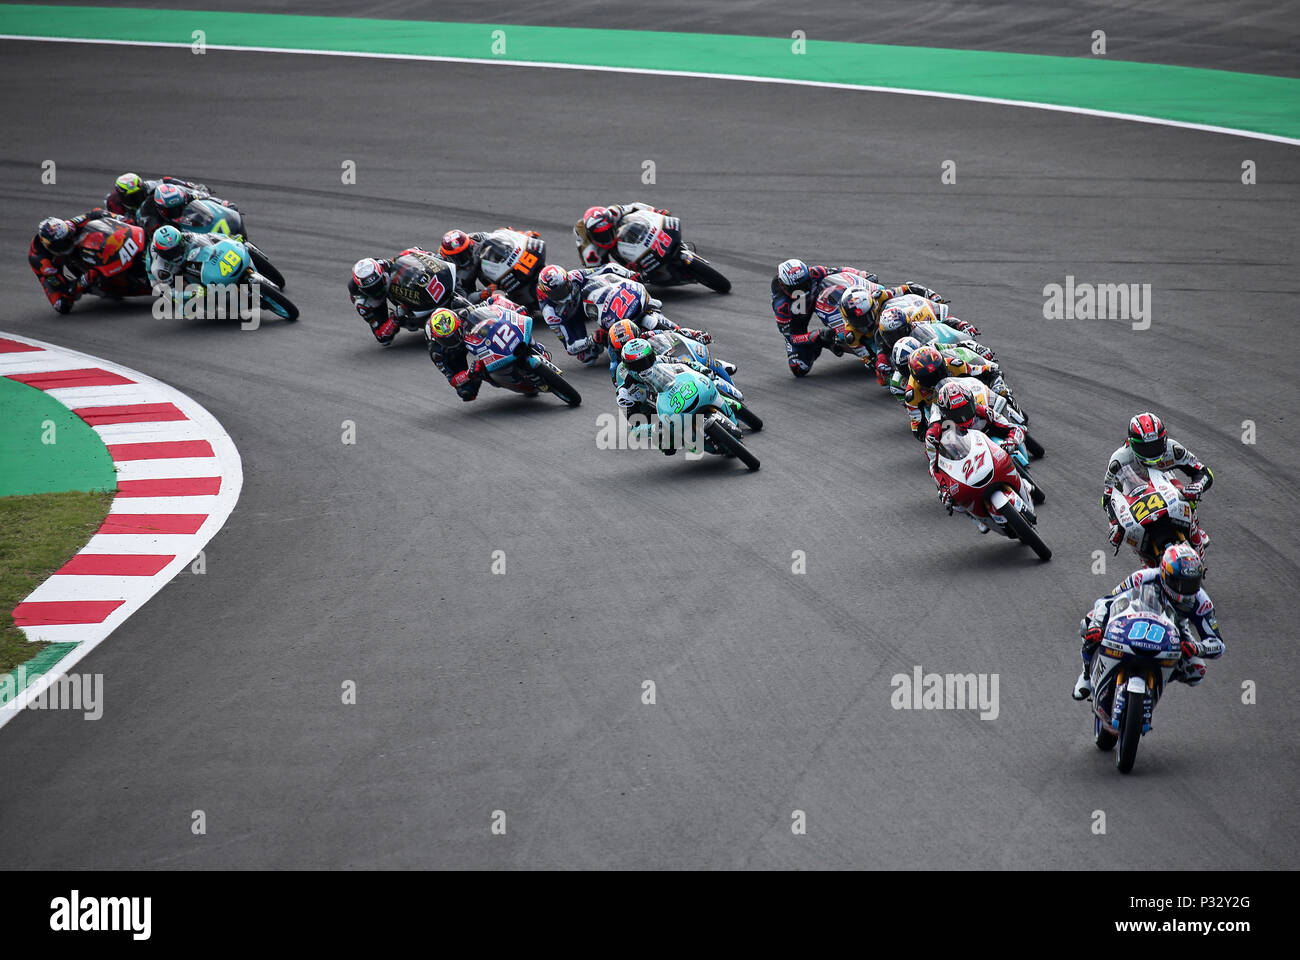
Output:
1 333 243 728
1 34 1296 147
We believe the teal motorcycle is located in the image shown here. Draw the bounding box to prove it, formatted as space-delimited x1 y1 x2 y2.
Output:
642 364 759 470
171 234 298 321
175 198 286 290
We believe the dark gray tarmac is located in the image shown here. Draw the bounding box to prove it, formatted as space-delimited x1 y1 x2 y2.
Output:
0 20 1297 868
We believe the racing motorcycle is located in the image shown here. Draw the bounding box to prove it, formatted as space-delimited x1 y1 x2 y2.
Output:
161 234 298 321
1107 463 1201 566
386 249 459 334
931 421 1050 560
643 330 762 432
1086 583 1186 773
464 302 581 406
65 216 152 301
612 210 730 293
173 197 286 290
475 229 547 311
640 364 758 469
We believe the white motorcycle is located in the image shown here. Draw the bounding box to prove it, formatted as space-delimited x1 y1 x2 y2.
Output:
612 210 730 293
1107 462 1201 566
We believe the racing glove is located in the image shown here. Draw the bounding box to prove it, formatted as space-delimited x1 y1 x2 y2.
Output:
678 327 711 344
450 369 477 401
874 351 891 385
1182 481 1204 501
1108 523 1124 548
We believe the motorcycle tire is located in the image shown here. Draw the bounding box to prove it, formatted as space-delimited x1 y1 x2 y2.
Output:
247 244 286 290
684 257 731 294
735 404 763 432
996 500 1052 561
1024 433 1046 459
703 418 759 471
1094 716 1117 751
1116 683 1145 773
257 284 299 321
528 359 581 407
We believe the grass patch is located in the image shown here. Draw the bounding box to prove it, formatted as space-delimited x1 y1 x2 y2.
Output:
0 490 113 675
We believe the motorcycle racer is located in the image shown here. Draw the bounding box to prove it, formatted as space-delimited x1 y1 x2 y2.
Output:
840 286 967 384
613 338 724 455
582 276 711 374
424 307 484 402
28 209 114 314
536 262 639 365
925 381 1028 534
348 249 467 346
574 202 669 267
771 259 880 376
1072 543 1224 700
1102 413 1214 552
903 344 1004 438
135 182 234 240
105 173 210 221
438 229 488 296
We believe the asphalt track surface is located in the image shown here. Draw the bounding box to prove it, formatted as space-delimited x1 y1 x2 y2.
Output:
1 10 1298 869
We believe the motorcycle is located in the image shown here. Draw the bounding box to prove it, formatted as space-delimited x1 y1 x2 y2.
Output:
612 210 730 293
1108 463 1200 566
1087 584 1186 773
464 302 581 406
475 229 547 310
67 216 152 300
166 234 298 321
931 421 1050 560
386 250 460 333
640 364 759 469
174 197 286 290
643 330 762 432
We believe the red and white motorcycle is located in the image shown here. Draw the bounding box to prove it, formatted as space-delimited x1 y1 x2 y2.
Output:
932 422 1051 561
611 210 730 293
1107 462 1204 566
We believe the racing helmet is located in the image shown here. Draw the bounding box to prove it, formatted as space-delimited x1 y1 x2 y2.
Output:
877 307 911 349
151 225 185 266
621 338 656 373
776 258 811 295
890 335 922 373
1128 412 1167 465
839 287 878 334
607 319 643 354
908 345 947 389
536 264 573 305
585 207 620 250
1159 543 1204 614
153 183 188 220
351 258 387 296
425 308 463 348
37 217 76 255
936 381 976 428
439 230 475 272
114 173 147 210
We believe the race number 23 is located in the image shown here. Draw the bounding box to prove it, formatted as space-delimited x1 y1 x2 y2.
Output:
1131 492 1166 522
